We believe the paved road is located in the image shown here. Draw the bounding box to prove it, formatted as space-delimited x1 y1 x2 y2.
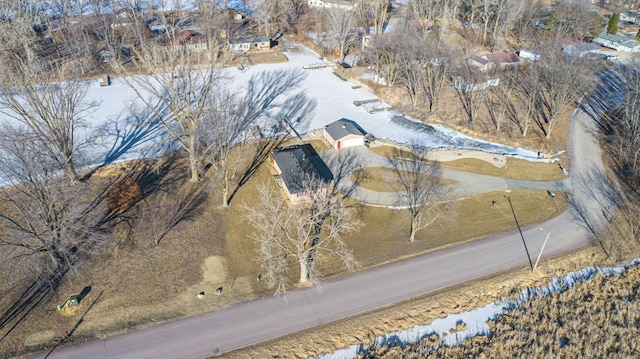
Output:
38 105 606 359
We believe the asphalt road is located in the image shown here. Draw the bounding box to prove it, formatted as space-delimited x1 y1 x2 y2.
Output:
38 104 605 359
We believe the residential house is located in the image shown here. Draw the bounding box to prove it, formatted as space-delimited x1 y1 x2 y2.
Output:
518 49 540 61
307 0 356 11
110 9 132 29
593 31 640 52
323 119 367 149
228 35 274 52
161 30 208 53
452 75 499 92
271 144 334 205
563 43 601 58
468 52 519 72
620 11 640 24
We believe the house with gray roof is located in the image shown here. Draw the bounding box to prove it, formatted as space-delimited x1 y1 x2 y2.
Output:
593 31 640 53
323 118 367 150
228 35 274 52
270 144 334 205
563 43 601 58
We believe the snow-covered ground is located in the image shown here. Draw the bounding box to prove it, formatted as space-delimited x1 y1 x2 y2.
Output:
317 258 640 359
1 42 542 170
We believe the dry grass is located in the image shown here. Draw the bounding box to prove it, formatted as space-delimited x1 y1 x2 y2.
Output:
363 258 640 358
442 157 566 181
351 167 458 192
370 145 567 181
0 144 568 359
335 190 568 271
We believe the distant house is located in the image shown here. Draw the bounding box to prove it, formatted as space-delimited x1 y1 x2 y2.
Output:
619 11 640 24
518 49 540 61
307 0 356 11
468 52 519 72
452 75 499 92
323 119 367 150
161 30 208 53
563 43 601 58
593 31 640 52
228 35 274 52
270 144 334 205
110 9 132 29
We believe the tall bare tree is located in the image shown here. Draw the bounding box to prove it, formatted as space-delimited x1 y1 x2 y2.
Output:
245 177 361 293
365 33 402 87
420 38 454 113
388 145 449 242
532 42 595 138
123 32 226 182
248 0 293 37
356 0 391 35
0 64 97 182
0 125 108 276
453 63 490 127
324 7 357 61
203 69 316 207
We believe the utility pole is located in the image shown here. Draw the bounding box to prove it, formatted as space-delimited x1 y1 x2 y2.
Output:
534 228 550 272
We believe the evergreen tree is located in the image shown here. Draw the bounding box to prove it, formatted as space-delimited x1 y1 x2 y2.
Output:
607 13 619 35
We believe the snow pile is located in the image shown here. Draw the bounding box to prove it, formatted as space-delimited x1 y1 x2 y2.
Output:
316 258 640 359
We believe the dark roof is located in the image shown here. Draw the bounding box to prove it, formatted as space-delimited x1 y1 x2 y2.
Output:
272 144 333 195
485 52 519 64
230 35 271 44
324 118 367 141
470 55 489 65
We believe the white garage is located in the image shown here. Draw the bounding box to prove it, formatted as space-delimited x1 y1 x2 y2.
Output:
323 119 367 150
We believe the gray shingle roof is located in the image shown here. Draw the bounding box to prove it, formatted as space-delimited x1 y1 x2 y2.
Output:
272 144 333 195
324 119 366 141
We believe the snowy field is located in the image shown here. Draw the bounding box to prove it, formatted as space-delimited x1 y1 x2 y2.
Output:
317 258 640 359
38 42 542 170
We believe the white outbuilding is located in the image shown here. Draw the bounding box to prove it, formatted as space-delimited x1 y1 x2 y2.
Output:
323 119 367 149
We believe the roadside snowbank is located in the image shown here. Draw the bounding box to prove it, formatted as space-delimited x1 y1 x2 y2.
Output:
317 258 640 359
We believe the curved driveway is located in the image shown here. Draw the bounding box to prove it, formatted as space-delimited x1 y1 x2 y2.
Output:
318 147 570 206
38 105 605 359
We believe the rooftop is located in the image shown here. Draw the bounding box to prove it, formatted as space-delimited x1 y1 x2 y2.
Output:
325 118 366 141
272 144 333 195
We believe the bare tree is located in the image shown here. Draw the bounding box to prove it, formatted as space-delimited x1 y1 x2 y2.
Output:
410 0 439 27
245 177 362 293
532 42 595 138
388 145 449 242
324 7 357 61
506 69 539 137
0 125 111 276
122 33 226 182
0 64 98 182
356 0 391 35
364 33 402 87
203 69 316 207
453 63 490 127
395 30 425 107
420 38 454 113
248 0 293 37
485 82 515 132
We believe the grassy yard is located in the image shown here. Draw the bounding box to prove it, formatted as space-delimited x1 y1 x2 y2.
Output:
351 167 459 192
370 145 566 181
0 143 569 358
